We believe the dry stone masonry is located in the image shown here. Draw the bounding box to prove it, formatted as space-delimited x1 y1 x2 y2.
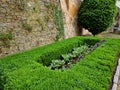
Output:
0 0 85 57
0 0 59 57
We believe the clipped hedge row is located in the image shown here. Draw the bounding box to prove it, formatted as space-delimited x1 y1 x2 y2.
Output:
0 36 120 90
37 38 99 66
78 0 117 35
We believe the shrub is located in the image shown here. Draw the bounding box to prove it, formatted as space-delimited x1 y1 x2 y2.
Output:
0 69 6 90
78 0 117 35
0 37 120 90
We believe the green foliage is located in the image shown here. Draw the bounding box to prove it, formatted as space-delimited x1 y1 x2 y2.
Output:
0 69 6 90
72 45 88 57
50 60 65 69
0 37 120 90
50 45 89 69
0 31 13 41
22 22 33 32
53 5 64 41
62 54 71 62
45 2 64 40
78 0 117 35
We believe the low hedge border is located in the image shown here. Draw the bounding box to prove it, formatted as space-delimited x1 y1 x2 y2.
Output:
0 36 120 90
37 37 99 66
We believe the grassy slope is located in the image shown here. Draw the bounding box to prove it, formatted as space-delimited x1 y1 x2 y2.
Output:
0 36 120 90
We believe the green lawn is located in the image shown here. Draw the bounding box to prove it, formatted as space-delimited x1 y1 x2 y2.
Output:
0 36 120 90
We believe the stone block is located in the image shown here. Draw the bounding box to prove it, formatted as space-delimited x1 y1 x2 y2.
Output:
118 58 120 65
112 83 117 90
1 0 7 2
0 17 4 22
9 3 15 9
0 8 7 13
6 19 11 22
1 48 9 54
113 75 119 84
15 13 20 16
12 15 18 20
6 16 12 19
1 3 8 7
82 28 93 36
115 66 120 76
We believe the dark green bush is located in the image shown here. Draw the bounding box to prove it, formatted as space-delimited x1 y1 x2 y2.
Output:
78 0 117 35
0 64 7 90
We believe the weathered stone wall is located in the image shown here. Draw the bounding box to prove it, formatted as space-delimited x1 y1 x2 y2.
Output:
0 0 85 57
0 0 59 57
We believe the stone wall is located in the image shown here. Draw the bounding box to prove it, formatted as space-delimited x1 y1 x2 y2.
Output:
0 0 59 57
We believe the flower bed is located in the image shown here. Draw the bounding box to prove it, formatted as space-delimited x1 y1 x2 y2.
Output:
0 36 120 90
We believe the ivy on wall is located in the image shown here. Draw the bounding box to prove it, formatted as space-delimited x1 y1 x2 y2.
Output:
53 5 64 41
44 1 65 41
14 0 65 40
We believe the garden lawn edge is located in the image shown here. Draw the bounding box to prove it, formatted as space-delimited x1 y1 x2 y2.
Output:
0 36 120 90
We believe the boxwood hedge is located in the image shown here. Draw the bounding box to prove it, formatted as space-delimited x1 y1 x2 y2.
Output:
78 0 117 35
0 36 120 90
